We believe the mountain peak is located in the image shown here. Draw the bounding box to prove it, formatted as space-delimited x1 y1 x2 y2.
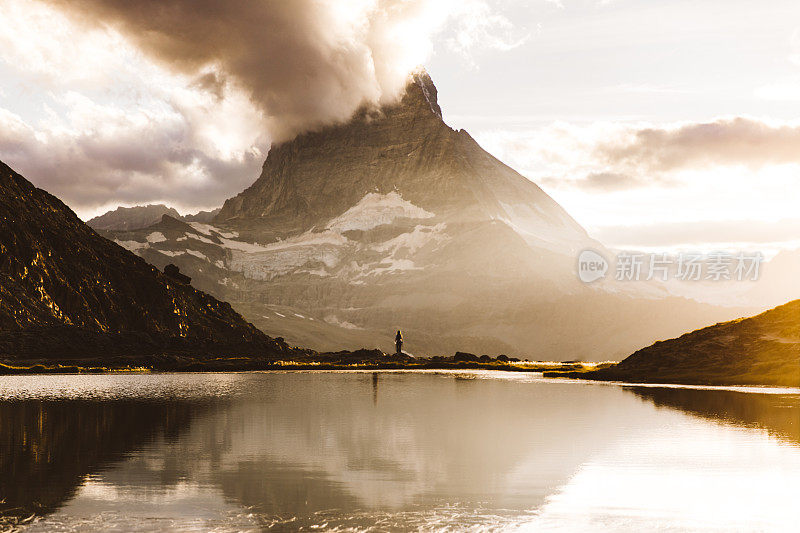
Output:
88 204 180 231
215 70 588 254
409 69 442 118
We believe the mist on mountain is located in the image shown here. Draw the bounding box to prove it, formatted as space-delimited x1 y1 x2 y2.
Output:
104 73 748 360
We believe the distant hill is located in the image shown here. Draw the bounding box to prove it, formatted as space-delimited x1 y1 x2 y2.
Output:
0 160 294 361
587 300 800 386
87 204 181 231
183 208 221 223
88 205 222 231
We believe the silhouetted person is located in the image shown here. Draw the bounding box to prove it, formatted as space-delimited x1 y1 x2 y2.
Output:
395 330 403 354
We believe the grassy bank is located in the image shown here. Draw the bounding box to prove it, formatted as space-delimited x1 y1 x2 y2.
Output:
0 352 615 375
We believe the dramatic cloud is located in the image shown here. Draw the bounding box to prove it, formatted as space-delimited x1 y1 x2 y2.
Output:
594 117 800 174
0 91 266 215
540 171 663 192
473 118 800 250
0 0 524 217
41 0 524 143
478 117 800 194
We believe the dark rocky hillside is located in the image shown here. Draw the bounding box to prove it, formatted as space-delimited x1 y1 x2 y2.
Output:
0 160 295 360
586 300 800 386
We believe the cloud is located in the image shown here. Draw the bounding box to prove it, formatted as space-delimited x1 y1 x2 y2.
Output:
40 0 525 143
593 117 800 173
192 72 227 102
476 117 800 194
474 118 800 251
542 171 650 192
0 0 525 216
0 89 267 216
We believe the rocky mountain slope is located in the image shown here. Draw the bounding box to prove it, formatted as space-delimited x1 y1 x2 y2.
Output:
104 73 745 359
216 72 590 254
87 204 181 231
88 204 220 231
588 300 800 386
0 160 294 361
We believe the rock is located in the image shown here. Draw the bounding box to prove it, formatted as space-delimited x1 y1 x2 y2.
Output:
183 208 221 223
453 352 480 362
164 264 191 285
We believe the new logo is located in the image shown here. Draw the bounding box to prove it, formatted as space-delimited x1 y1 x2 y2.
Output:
577 249 608 283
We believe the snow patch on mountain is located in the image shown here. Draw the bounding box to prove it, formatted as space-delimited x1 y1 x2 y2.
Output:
217 238 270 253
300 267 331 277
146 232 166 243
372 223 447 255
187 222 214 236
327 192 434 232
187 233 216 244
186 222 238 239
368 258 420 275
114 239 148 252
115 214 450 282
227 243 344 281
186 250 208 261
265 231 349 250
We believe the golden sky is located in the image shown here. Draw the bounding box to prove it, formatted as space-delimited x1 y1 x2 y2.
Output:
1 0 799 252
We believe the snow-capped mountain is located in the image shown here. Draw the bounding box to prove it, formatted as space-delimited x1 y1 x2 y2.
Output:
103 73 744 359
216 72 592 256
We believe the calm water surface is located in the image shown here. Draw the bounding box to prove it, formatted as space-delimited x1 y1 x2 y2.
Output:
0 370 798 532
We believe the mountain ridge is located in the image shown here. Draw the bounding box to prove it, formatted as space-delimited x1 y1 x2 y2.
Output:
584 299 800 386
0 160 294 360
88 204 221 231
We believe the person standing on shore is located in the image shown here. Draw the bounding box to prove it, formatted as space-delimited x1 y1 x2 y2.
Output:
395 330 403 354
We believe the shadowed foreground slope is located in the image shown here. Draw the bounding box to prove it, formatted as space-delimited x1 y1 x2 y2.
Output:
0 161 295 360
578 300 800 386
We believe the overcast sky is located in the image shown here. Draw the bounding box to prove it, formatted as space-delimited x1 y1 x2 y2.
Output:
1 0 799 253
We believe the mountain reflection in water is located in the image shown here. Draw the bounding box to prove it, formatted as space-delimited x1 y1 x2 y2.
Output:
0 371 798 531
625 385 800 444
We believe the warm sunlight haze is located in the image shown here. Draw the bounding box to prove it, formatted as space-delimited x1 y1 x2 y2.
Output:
1 1 798 531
